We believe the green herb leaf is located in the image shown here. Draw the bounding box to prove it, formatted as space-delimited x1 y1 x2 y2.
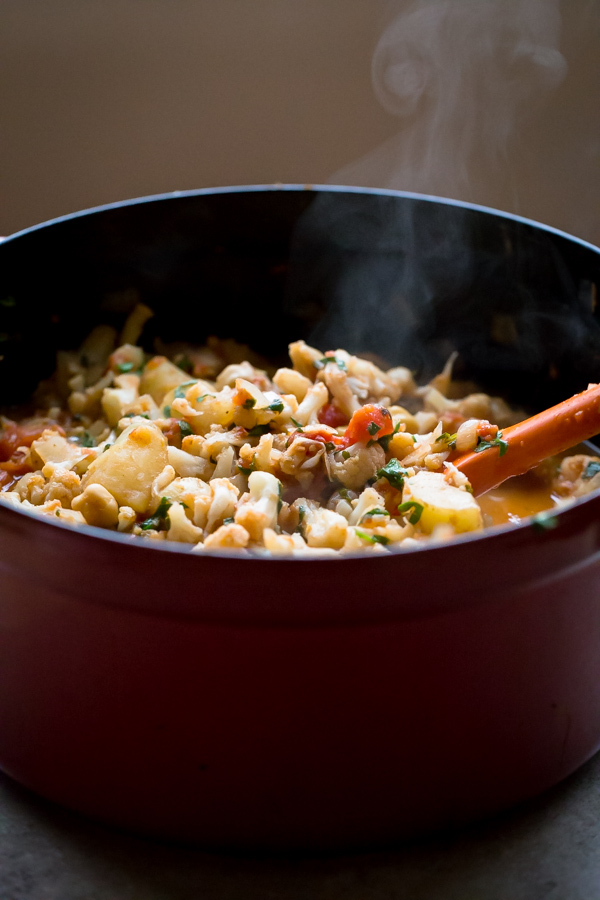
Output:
362 507 389 518
163 405 171 417
474 433 508 457
313 355 347 372
338 488 351 501
290 417 303 430
195 393 212 404
242 397 256 409
78 431 95 448
583 460 600 480
116 361 135 373
342 450 351 460
325 441 336 452
102 443 112 453
355 529 390 546
268 399 284 414
296 504 306 533
178 420 193 438
246 423 271 438
367 421 381 437
435 431 457 448
397 500 424 525
377 458 409 491
223 516 234 525
237 457 256 476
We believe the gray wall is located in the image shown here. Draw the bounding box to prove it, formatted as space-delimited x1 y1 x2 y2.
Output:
1 1 598 243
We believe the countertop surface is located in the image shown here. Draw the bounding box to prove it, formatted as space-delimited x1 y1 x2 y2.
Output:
1 753 600 900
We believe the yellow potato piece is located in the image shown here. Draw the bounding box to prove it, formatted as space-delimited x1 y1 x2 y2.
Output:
402 471 483 534
140 356 194 406
82 422 168 513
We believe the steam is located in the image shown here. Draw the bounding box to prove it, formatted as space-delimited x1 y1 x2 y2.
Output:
333 0 567 201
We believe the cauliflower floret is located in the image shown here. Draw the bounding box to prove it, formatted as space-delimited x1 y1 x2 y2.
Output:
292 381 329 426
71 483 119 528
165 502 204 543
273 367 312 402
234 471 281 541
288 340 322 379
328 442 385 491
41 468 81 507
13 471 46 504
200 523 251 550
205 478 240 533
317 364 360 419
348 486 387 526
118 506 137 531
302 506 348 549
216 362 269 391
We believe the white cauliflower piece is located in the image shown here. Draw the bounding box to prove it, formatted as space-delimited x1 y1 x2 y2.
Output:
328 442 385 491
292 381 329 426
205 478 240 533
234 471 281 541
273 367 312 402
13 471 46 505
165 502 204 543
303 506 348 549
200 523 250 550
29 429 94 475
41 468 81 507
288 340 322 379
348 486 387 526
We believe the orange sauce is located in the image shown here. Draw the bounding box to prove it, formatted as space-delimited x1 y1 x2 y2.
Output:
478 471 560 527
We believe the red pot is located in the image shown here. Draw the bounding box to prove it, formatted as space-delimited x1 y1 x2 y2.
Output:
0 186 599 850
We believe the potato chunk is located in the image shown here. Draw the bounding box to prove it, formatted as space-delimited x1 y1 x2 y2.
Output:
81 422 168 513
402 471 482 534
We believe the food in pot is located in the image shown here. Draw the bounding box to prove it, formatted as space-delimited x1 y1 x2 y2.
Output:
1 307 599 555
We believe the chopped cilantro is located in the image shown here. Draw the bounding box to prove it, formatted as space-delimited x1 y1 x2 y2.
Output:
355 529 390 546
102 443 112 453
342 450 351 460
178 420 193 438
325 441 336 452
78 431 95 448
377 458 408 491
435 431 457 448
223 516 234 525
296 504 306 533
379 421 401 451
268 399 285 414
238 457 256 476
277 480 283 513
246 423 271 437
474 433 508 457
140 496 172 531
338 488 351 501
367 421 381 436
397 500 424 525
116 361 135 373
583 460 600 480
163 405 171 417
195 393 212 404
290 417 303 430
360 507 389 521
242 397 256 409
313 355 347 371
531 512 559 532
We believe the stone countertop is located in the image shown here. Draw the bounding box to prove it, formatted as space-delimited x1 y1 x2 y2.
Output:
1 755 600 900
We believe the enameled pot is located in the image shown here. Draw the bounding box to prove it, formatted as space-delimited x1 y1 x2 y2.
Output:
1 185 600 850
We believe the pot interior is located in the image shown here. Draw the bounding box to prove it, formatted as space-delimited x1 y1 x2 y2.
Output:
1 186 600 413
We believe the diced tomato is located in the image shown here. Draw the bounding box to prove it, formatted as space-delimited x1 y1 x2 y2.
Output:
318 402 349 428
341 404 393 448
160 418 183 447
0 419 65 462
476 420 498 441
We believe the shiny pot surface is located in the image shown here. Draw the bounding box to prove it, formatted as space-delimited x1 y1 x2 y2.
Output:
1 186 600 850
